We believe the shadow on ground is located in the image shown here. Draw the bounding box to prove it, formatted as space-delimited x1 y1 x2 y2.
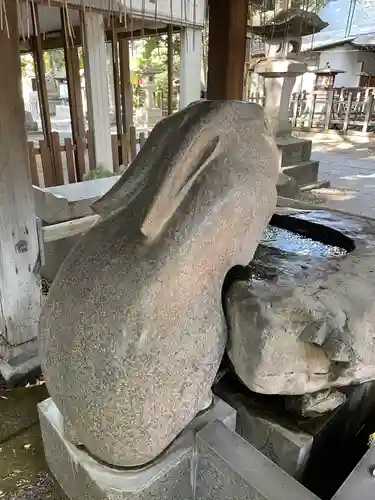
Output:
0 384 67 500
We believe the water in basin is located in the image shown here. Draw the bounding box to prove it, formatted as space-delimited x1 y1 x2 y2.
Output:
261 225 348 258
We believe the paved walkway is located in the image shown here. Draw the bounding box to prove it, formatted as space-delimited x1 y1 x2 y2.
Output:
305 133 375 218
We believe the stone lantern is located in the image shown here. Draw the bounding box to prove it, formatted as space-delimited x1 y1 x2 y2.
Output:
250 8 328 137
314 62 346 90
249 9 329 191
135 65 163 128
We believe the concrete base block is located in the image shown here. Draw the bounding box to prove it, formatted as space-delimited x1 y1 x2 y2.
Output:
215 390 313 480
38 397 236 500
276 137 312 167
276 172 300 198
235 400 313 479
196 420 318 500
282 161 319 186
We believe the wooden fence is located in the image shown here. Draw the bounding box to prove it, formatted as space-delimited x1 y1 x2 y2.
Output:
248 87 375 134
28 127 147 188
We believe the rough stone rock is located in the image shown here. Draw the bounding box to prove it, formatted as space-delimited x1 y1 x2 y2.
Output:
226 208 375 396
39 100 279 467
285 389 346 418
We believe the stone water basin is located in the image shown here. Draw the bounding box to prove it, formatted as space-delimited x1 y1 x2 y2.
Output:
225 208 375 397
253 208 355 276
220 208 375 498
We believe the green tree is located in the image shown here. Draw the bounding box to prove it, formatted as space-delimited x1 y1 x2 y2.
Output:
43 49 65 74
134 34 181 112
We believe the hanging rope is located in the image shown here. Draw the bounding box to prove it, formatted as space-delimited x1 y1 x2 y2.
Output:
0 0 9 38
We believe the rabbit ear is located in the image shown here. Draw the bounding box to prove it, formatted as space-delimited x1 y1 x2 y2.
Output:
91 120 172 217
141 131 221 242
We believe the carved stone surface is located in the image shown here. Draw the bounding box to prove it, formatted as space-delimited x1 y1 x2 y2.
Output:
226 208 375 396
39 100 279 467
285 389 346 418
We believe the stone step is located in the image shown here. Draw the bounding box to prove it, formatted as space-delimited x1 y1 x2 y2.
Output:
276 137 312 167
282 160 319 187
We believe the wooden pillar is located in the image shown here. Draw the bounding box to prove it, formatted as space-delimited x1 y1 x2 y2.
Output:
0 0 41 348
83 11 113 172
30 3 52 145
167 24 174 115
111 28 123 137
180 27 202 109
119 39 133 134
207 0 249 100
61 8 86 181
243 37 251 100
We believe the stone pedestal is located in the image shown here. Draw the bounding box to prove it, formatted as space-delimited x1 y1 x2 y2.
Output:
145 107 163 128
255 58 306 137
39 396 317 500
39 397 238 500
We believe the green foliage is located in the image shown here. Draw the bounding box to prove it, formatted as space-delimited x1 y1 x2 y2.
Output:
134 34 181 112
20 54 34 77
83 168 118 181
44 49 65 74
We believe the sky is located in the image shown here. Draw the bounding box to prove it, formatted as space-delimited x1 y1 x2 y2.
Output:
305 0 375 47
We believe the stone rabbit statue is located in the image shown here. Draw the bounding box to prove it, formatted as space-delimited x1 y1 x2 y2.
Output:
39 100 279 467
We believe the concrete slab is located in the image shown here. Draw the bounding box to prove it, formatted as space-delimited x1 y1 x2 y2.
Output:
33 176 120 224
332 444 375 500
34 176 120 281
196 420 319 500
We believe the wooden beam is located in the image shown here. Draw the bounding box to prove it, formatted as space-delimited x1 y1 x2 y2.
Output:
42 215 100 243
207 0 249 100
0 0 41 346
167 24 174 115
20 26 176 53
61 7 86 181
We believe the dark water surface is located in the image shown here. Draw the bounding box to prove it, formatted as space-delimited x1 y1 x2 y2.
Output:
262 225 348 258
